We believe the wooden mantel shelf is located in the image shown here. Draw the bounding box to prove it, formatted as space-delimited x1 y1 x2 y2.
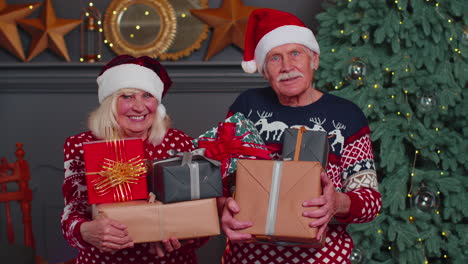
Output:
0 62 267 94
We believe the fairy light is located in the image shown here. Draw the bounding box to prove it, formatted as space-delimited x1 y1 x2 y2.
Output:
391 95 395 99
448 19 452 23
407 193 412 198
449 37 453 41
181 13 187 18
440 172 444 175
455 48 459 52
109 43 113 47
340 29 345 34
89 2 94 7
136 25 141 30
418 238 423 242
374 84 379 88
104 39 108 44
443 254 448 259
130 34 134 38
435 3 439 7
363 34 368 39
404 90 409 94
441 106 446 110
29 5 33 9
411 172 415 177
368 104 373 108
409 216 414 221
331 49 336 52
97 54 101 59
385 67 390 72
400 21 403 24
415 150 419 154
85 12 90 17
392 71 395 75
437 150 441 154
397 111 401 115
377 229 383 234
113 10 117 15
80 57 84 62
441 232 447 236
406 113 411 117
435 127 439 132
388 246 392 250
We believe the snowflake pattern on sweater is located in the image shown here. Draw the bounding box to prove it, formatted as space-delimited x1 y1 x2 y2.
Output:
61 129 207 264
223 88 382 264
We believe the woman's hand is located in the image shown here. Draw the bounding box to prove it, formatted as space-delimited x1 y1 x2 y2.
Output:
221 197 253 243
148 238 194 257
80 217 134 252
302 171 350 240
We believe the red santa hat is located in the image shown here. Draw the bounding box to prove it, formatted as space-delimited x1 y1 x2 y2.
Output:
96 55 172 117
242 8 320 74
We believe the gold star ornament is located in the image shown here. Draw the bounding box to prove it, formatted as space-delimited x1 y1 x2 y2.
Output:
0 0 41 61
190 0 261 60
17 0 81 61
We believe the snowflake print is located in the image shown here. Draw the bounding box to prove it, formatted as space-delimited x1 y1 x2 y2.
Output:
69 160 84 173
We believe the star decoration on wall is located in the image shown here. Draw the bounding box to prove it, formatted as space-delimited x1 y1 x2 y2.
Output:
17 0 81 62
190 0 261 60
0 0 41 61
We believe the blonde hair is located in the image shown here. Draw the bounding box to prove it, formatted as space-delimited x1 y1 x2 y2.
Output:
88 88 171 146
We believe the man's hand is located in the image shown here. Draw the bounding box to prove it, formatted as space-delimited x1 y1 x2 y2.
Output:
220 197 253 243
302 171 350 240
148 238 194 257
80 218 134 252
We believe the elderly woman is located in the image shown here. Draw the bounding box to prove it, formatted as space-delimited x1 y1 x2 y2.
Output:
61 55 205 264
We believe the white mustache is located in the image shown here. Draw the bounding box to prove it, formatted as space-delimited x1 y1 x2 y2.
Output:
277 71 304 82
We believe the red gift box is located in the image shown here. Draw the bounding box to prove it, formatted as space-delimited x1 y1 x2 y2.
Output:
83 138 149 204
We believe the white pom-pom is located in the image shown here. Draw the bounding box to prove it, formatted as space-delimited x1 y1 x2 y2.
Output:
157 104 166 118
241 60 257 73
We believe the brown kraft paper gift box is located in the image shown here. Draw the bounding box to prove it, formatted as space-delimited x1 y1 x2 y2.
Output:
234 159 324 247
93 198 220 243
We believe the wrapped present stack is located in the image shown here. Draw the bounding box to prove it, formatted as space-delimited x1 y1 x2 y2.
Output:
234 126 329 248
193 112 273 195
84 138 220 243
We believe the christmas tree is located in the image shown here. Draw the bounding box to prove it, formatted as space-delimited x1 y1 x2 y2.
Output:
315 0 467 263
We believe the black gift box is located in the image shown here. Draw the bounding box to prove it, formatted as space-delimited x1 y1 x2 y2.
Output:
147 155 222 203
282 128 329 169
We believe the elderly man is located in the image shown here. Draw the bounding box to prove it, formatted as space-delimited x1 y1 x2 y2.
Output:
219 8 382 264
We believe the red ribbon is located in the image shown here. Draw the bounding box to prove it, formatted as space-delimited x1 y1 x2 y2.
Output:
198 122 272 177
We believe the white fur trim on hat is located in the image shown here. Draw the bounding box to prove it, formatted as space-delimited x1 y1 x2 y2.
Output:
97 63 164 103
241 60 257 73
254 25 320 74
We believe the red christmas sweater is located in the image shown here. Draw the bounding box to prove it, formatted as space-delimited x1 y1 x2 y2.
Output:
61 129 207 264
223 88 382 264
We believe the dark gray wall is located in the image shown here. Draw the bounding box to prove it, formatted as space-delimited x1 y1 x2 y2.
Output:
0 0 324 263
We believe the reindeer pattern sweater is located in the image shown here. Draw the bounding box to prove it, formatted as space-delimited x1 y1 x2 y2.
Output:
61 130 207 264
224 87 382 264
